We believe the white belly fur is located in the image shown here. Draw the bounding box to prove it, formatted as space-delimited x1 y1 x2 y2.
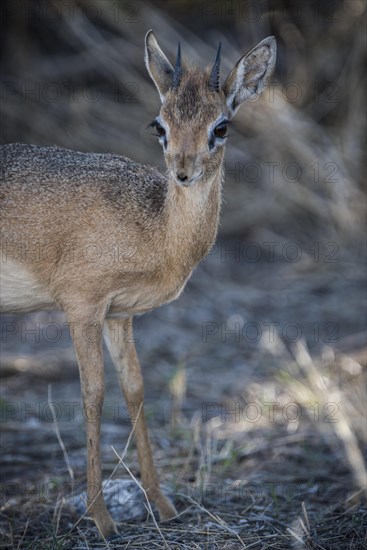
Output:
0 258 55 313
0 259 191 317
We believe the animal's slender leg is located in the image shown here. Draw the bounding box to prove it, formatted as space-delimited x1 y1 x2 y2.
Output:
67 305 117 537
104 317 177 519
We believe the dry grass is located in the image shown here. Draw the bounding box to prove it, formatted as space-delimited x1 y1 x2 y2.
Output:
1 0 366 548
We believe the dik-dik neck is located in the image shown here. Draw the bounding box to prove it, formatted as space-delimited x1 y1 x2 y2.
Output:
163 167 224 269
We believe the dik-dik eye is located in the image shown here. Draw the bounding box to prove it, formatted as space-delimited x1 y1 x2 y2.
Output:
149 119 166 138
209 119 229 150
154 121 166 138
149 118 168 148
214 123 228 139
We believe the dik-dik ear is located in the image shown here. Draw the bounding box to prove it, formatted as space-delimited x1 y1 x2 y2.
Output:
145 30 174 102
223 36 276 118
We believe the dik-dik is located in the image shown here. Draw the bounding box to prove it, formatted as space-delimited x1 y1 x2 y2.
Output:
0 31 276 537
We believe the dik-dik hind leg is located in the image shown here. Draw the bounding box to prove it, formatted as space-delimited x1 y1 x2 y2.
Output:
104 317 177 520
66 304 117 538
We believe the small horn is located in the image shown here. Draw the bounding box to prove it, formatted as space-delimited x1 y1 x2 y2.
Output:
208 42 221 92
172 42 182 90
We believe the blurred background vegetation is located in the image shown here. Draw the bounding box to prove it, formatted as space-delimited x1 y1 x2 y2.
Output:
0 1 366 548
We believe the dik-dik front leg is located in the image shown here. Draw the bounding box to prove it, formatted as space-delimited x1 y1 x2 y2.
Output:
104 317 177 520
67 305 117 538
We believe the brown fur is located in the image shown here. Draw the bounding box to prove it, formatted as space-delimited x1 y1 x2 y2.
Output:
0 31 276 537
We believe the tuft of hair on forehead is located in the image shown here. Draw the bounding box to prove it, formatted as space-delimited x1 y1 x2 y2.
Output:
162 65 224 123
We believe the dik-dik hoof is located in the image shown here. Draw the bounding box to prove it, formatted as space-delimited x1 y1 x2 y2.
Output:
156 495 178 521
93 510 118 539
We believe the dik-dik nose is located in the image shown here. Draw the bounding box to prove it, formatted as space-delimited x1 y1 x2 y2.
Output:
174 153 196 184
176 171 188 183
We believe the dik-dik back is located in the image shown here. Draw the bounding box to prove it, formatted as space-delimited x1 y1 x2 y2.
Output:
0 144 177 320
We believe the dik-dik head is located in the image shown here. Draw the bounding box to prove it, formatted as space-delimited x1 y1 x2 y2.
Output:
145 31 276 187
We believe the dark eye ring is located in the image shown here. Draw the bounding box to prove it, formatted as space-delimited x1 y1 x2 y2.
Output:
214 124 227 139
154 121 166 138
